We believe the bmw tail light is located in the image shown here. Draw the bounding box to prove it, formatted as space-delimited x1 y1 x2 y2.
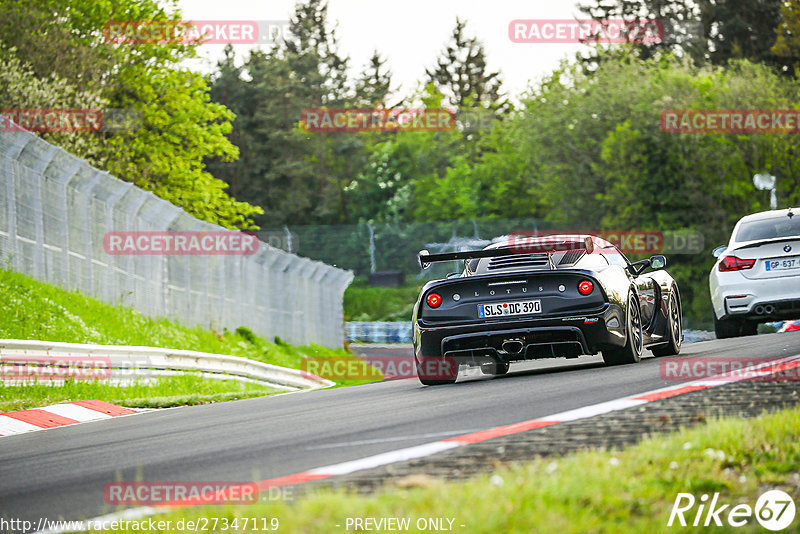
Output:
719 256 755 272
426 292 442 308
577 280 594 295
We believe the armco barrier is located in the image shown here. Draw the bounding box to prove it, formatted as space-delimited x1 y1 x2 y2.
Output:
0 339 334 391
0 126 353 348
344 324 715 346
345 322 412 344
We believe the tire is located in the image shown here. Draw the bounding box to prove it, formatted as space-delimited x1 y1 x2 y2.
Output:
713 314 740 339
603 294 643 366
651 290 682 357
415 354 457 385
742 320 759 336
713 314 758 339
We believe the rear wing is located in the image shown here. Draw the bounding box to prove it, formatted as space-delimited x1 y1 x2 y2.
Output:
733 235 800 252
418 236 595 269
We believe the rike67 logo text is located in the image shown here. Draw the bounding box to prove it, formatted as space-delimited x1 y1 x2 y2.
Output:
669 490 795 531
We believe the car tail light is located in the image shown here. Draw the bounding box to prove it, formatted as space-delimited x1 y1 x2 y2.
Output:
719 256 755 272
577 280 594 295
426 292 442 308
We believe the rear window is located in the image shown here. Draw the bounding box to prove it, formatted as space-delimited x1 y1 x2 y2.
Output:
735 216 800 242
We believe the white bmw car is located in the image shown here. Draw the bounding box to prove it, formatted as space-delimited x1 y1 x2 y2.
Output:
710 208 800 338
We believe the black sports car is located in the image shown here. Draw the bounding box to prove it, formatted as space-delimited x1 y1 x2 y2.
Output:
412 234 682 385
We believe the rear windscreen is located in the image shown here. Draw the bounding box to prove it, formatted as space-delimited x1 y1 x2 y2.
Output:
736 216 800 242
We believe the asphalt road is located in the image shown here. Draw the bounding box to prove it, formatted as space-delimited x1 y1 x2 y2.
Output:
1 332 800 525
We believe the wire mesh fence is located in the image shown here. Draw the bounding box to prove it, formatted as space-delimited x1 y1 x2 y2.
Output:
0 128 352 348
260 218 542 281
261 219 706 281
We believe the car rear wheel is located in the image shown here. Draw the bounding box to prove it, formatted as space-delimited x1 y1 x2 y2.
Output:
603 294 643 366
651 291 682 356
713 314 758 339
415 354 457 385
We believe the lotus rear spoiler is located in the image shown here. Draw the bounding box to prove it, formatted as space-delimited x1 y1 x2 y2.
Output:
418 236 595 269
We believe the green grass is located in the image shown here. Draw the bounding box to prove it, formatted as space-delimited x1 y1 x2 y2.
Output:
100 406 800 533
343 279 423 322
0 375 278 412
0 268 378 410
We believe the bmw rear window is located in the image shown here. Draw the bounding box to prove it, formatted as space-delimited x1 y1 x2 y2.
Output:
736 216 800 242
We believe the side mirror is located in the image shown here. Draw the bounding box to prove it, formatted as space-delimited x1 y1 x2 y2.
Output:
712 245 728 258
649 255 666 270
419 249 430 270
446 272 460 279
626 259 649 276
627 257 665 276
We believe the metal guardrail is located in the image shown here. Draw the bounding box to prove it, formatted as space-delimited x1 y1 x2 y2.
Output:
0 339 334 391
345 323 715 346
345 322 412 344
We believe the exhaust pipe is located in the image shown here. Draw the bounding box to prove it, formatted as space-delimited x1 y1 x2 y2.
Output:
754 305 765 315
764 304 775 314
502 340 524 354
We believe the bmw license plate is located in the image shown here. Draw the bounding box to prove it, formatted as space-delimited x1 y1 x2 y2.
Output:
478 300 541 318
765 257 800 271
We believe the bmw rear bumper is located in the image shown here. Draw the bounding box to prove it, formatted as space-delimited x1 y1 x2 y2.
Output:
712 272 800 320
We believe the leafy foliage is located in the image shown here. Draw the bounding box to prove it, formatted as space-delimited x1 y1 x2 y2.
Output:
578 0 797 74
0 45 107 165
0 0 262 229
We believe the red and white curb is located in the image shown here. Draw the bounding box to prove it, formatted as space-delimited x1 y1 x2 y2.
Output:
38 354 800 533
0 400 138 437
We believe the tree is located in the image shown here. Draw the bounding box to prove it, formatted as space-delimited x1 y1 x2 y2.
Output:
578 0 705 63
578 0 793 74
355 51 393 107
426 18 507 112
707 0 788 70
0 0 262 228
283 0 350 107
0 0 119 91
773 0 800 72
207 46 252 202
0 45 106 165
209 48 318 227
209 0 366 227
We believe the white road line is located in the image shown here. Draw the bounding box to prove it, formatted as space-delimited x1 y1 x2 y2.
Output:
539 398 648 422
308 441 461 476
306 429 483 450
